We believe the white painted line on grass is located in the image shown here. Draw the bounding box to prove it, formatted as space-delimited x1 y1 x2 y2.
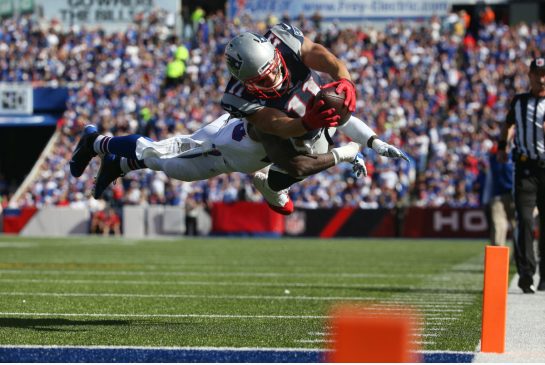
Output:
0 344 475 359
0 292 463 312
0 344 327 352
0 269 428 279
307 332 440 337
0 242 37 248
0 278 481 293
0 312 460 321
1 292 466 312
294 339 333 343
0 311 327 319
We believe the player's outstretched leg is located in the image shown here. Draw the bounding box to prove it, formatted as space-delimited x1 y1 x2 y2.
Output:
93 154 124 199
70 125 99 177
252 172 294 215
93 154 147 199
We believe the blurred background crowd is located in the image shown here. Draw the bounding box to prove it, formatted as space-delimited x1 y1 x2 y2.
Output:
0 5 542 212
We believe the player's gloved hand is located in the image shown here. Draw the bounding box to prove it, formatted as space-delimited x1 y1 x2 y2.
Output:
301 97 340 131
321 78 356 112
371 138 410 161
352 152 368 178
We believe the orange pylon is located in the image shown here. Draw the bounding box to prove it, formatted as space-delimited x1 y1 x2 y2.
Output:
327 304 421 362
481 245 509 353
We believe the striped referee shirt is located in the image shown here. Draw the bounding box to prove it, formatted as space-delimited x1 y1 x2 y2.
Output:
506 93 545 160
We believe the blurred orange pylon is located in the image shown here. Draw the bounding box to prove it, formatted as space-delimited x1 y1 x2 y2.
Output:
481 245 509 353
327 303 422 363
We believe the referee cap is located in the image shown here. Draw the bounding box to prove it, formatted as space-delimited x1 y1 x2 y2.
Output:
530 57 545 71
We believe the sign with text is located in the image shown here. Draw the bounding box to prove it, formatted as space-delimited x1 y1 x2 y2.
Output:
228 0 452 21
0 83 33 115
38 0 177 32
403 207 488 238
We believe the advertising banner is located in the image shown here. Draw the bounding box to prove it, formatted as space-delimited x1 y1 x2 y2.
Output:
402 207 489 238
37 0 177 33
211 202 284 236
284 207 489 238
0 83 33 115
228 0 451 22
285 208 397 237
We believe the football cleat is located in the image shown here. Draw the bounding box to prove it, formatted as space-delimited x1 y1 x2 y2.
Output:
252 172 294 215
70 125 99 178
93 154 124 199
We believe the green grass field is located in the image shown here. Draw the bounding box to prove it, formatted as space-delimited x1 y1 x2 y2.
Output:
0 236 486 352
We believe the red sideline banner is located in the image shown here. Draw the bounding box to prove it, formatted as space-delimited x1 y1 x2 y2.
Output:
211 202 284 235
402 207 488 238
2 207 38 234
284 208 396 237
284 207 489 238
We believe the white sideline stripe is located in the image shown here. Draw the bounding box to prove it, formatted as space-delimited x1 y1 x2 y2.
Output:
0 269 428 279
0 278 478 292
0 345 473 357
0 312 460 321
0 345 474 355
0 312 327 319
0 344 326 352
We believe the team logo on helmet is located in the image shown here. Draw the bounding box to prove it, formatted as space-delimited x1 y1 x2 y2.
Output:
226 53 242 72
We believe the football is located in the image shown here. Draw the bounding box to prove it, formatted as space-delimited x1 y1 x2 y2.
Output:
314 86 352 125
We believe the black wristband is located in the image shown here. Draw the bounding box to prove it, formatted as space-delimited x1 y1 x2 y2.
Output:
498 140 507 150
367 135 378 148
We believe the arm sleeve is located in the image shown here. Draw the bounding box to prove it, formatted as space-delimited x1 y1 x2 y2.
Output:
505 95 518 126
337 116 376 147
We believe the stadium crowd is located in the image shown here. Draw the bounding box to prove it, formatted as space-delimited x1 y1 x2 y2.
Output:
1 7 544 211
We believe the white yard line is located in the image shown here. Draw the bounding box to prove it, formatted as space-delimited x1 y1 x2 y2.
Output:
294 339 333 343
0 291 468 308
294 339 435 345
0 311 327 319
307 332 440 337
0 269 428 279
0 311 460 321
0 278 481 294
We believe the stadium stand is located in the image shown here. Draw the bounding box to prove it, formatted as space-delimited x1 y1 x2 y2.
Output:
1 9 542 211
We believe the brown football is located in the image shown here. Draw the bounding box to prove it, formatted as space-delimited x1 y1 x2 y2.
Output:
314 86 352 125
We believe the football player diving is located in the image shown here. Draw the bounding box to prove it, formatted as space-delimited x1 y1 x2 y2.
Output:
221 23 408 214
69 114 365 200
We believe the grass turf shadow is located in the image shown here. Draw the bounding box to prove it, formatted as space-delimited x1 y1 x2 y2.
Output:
0 318 129 332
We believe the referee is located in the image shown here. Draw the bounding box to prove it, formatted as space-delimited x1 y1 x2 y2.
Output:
498 56 545 294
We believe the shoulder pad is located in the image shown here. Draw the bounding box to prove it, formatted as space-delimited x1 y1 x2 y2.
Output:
269 23 304 56
221 93 264 118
